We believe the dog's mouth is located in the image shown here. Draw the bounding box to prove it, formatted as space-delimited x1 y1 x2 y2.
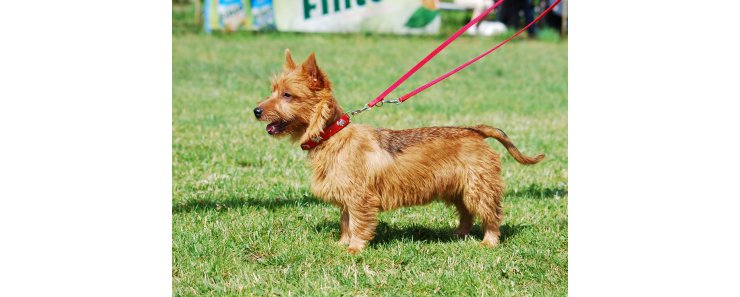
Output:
266 120 289 135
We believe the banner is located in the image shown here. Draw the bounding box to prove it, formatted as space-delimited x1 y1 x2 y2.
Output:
204 0 250 32
204 0 440 34
252 0 277 30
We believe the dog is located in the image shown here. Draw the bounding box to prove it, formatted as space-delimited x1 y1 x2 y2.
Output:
254 49 544 253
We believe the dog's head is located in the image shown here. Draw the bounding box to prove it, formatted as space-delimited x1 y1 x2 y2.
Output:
254 49 342 143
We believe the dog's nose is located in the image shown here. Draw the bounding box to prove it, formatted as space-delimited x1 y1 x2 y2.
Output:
253 107 263 119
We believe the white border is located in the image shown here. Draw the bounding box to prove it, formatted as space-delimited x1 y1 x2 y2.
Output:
0 1 172 296
570 0 740 295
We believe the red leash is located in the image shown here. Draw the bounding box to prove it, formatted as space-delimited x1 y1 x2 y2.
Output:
368 0 506 108
354 0 562 113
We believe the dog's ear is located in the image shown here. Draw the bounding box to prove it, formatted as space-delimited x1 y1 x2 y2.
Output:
300 99 339 144
284 48 296 71
301 52 327 89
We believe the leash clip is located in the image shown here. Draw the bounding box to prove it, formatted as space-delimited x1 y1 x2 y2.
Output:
350 98 400 117
383 98 401 105
375 98 401 107
349 105 371 117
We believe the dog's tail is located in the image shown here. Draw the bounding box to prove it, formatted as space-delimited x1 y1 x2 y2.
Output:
472 125 545 165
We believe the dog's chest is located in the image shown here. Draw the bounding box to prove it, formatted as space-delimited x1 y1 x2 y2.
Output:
308 149 357 204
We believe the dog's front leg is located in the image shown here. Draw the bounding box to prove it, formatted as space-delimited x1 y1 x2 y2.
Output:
346 196 380 254
338 206 350 245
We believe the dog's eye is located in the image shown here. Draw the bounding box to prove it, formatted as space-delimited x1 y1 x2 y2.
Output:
282 92 292 98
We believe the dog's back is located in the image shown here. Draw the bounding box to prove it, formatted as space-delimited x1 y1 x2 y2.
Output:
366 125 544 211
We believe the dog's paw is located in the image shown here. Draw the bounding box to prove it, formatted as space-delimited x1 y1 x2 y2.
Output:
480 239 499 248
347 241 366 254
347 238 367 254
347 246 363 254
338 236 350 245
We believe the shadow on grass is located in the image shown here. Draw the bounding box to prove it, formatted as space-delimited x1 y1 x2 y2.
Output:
314 220 530 246
372 223 531 246
172 183 566 213
172 194 323 213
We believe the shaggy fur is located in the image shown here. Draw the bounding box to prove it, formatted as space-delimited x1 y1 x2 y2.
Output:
255 50 545 253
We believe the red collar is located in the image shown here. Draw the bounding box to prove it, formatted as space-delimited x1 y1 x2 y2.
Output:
300 113 351 150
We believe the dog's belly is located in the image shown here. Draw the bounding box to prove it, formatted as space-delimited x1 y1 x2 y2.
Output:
310 163 463 210
372 168 464 211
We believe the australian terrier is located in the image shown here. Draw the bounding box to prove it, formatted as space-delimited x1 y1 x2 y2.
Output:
254 50 544 253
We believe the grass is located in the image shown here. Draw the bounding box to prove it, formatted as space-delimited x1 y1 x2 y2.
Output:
173 4 567 296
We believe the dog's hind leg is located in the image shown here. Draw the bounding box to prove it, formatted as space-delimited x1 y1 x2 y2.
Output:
463 171 505 248
454 198 473 238
480 206 503 248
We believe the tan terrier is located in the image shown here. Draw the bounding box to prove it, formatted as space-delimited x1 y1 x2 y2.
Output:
254 50 544 254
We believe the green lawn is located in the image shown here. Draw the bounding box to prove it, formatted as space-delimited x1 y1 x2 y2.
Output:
173 5 567 296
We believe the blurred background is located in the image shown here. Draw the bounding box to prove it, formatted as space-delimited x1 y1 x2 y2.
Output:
173 0 566 38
